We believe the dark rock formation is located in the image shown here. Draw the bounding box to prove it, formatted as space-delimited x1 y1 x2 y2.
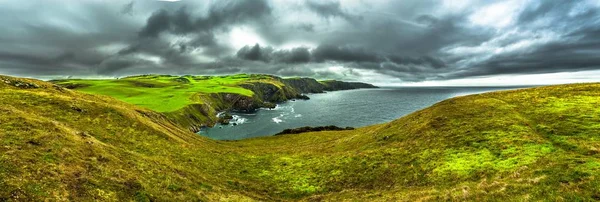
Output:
218 118 230 125
217 113 234 125
222 113 233 119
1 77 41 89
275 125 355 136
210 93 263 113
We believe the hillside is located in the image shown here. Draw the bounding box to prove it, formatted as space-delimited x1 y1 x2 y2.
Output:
2 75 600 201
51 74 377 132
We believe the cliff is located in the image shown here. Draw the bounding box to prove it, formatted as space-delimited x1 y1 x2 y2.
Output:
320 80 378 90
279 77 378 93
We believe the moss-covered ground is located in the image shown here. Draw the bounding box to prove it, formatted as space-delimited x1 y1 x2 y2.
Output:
2 75 600 201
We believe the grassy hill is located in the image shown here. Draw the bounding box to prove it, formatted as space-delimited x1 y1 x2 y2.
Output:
52 74 260 112
2 74 600 201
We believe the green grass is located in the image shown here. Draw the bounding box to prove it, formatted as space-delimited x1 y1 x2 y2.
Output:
3 75 600 201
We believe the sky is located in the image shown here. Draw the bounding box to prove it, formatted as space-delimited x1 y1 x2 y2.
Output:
0 0 599 86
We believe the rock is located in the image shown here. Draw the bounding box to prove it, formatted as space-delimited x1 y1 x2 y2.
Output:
1 78 41 89
218 118 230 125
78 132 90 138
262 102 276 109
26 140 42 146
275 125 355 136
71 105 84 113
297 95 310 100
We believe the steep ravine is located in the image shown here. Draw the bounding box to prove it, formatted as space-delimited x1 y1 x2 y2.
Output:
165 76 377 132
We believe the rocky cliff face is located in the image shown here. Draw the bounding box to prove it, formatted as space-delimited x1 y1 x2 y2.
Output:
239 82 306 103
320 80 378 91
280 77 378 93
279 78 327 93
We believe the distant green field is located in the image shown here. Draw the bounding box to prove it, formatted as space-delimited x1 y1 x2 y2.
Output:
53 74 273 112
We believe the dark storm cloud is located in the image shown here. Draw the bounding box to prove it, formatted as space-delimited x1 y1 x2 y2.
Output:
388 55 446 69
0 52 74 66
139 9 171 38
1 0 600 83
97 58 139 75
234 43 447 77
312 45 381 63
139 0 272 38
236 44 311 64
273 47 312 64
236 44 271 62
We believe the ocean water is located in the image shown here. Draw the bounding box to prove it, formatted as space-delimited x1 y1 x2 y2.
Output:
199 86 529 140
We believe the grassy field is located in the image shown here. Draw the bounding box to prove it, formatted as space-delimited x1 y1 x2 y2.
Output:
52 74 273 112
2 75 600 201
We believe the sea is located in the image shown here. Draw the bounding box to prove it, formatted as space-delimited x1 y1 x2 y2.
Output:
198 86 531 140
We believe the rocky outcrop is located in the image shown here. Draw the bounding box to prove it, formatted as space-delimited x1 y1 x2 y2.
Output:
320 80 378 91
275 125 355 136
280 77 378 93
1 77 41 89
164 103 219 132
279 78 326 93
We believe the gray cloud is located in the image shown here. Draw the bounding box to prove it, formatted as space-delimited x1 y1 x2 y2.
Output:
139 9 171 38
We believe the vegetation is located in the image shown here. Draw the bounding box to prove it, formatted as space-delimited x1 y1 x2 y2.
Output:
2 74 600 201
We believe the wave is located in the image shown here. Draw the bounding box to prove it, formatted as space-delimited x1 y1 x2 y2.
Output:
272 117 283 123
230 115 248 125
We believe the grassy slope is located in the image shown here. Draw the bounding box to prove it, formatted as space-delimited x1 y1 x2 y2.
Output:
237 83 600 201
2 75 600 201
